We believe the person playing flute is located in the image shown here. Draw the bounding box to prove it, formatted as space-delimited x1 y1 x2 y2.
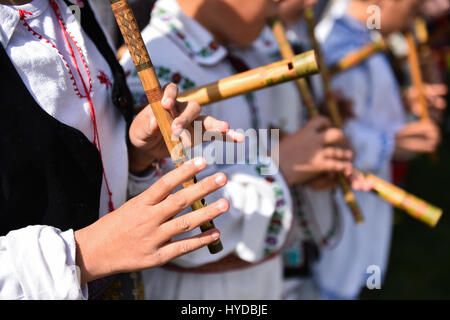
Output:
286 0 441 300
0 0 245 300
121 0 355 300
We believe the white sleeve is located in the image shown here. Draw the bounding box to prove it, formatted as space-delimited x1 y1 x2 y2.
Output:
331 69 396 173
127 160 171 199
0 226 87 300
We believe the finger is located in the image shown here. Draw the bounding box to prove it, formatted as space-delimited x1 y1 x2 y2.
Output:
154 172 228 222
159 198 229 240
429 95 447 110
425 83 448 96
322 159 353 174
172 100 202 136
161 83 179 116
187 115 245 143
323 147 353 161
156 229 221 266
132 104 159 137
141 157 207 204
321 128 346 146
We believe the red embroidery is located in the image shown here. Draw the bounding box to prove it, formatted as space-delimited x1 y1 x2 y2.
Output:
171 72 181 84
17 0 115 212
209 41 218 50
18 9 33 19
97 71 112 89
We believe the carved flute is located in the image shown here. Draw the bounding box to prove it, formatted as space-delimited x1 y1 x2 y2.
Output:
303 8 364 224
271 17 442 227
110 0 223 254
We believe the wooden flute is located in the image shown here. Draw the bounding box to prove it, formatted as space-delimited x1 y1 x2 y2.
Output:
329 38 388 75
405 30 430 120
358 171 442 228
177 50 319 105
110 0 223 254
133 50 319 113
269 18 319 117
303 8 365 224
271 17 442 228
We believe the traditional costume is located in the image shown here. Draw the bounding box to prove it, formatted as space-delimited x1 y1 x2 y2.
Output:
310 14 407 299
0 0 151 299
121 0 298 300
253 24 344 301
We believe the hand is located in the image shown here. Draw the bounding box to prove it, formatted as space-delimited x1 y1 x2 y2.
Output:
394 120 441 158
128 83 244 174
422 0 450 18
403 83 447 123
349 170 375 192
74 157 228 284
279 116 353 187
319 90 355 124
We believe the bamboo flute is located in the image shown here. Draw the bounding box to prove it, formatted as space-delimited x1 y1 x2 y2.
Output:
110 0 223 254
329 38 388 75
413 17 441 84
177 50 319 105
271 17 442 228
303 8 364 224
405 30 430 120
357 170 442 227
269 18 319 117
133 51 319 113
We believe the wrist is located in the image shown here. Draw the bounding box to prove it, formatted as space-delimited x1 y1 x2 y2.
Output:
128 144 156 175
74 222 113 285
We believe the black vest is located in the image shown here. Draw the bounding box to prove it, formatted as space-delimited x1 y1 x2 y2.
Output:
0 1 133 236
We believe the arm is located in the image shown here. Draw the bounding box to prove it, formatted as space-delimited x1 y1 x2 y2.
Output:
0 159 228 298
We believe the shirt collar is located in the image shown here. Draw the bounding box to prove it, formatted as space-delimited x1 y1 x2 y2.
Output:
323 14 376 65
0 0 77 48
151 0 227 66
0 5 20 48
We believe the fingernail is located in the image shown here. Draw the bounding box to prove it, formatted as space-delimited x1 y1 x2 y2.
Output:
215 174 226 185
211 231 220 240
172 125 183 136
194 157 205 167
162 97 173 107
217 199 228 210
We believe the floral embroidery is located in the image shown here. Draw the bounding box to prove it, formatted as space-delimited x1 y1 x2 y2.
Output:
255 163 289 257
291 187 341 248
97 70 112 90
152 7 220 59
129 66 196 107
